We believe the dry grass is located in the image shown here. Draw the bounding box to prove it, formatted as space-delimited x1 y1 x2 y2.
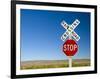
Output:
21 59 90 70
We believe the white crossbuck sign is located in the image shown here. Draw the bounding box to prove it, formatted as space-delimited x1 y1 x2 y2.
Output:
61 19 80 41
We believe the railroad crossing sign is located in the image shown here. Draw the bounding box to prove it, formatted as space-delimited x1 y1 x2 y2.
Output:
61 19 80 41
61 19 80 67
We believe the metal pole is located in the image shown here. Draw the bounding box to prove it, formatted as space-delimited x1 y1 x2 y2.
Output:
69 34 72 67
69 56 72 67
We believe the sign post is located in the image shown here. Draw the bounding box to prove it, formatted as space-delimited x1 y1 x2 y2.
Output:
69 34 72 67
69 33 72 67
61 19 80 67
69 56 72 67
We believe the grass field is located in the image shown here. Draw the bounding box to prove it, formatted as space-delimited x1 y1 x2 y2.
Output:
21 59 90 70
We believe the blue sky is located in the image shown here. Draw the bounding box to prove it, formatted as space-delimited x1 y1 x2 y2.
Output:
20 9 90 61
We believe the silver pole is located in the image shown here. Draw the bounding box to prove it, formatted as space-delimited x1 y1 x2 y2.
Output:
69 34 72 67
69 56 72 67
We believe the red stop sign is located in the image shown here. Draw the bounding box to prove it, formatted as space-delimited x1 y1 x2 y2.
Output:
63 39 78 56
